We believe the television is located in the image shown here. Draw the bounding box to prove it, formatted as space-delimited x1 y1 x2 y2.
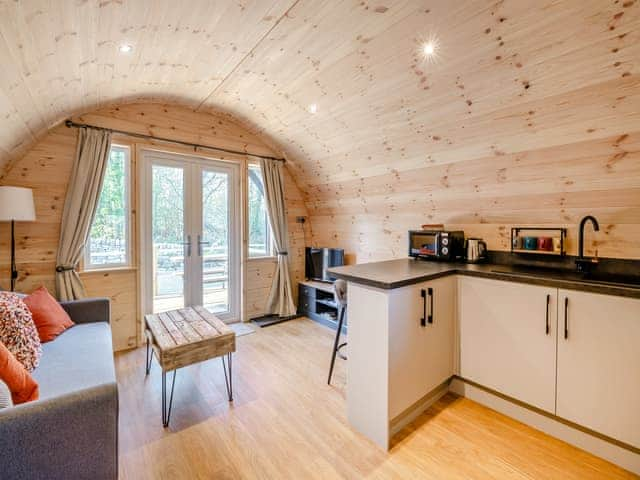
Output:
305 247 344 282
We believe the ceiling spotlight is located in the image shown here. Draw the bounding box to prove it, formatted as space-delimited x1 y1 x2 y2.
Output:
422 42 435 56
308 103 318 114
119 44 133 53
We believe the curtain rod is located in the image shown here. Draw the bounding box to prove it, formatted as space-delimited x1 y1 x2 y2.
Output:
64 119 285 162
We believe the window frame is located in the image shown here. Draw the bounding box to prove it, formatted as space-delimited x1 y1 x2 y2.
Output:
84 144 133 270
247 163 275 259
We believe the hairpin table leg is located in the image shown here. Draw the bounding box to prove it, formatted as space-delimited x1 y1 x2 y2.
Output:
222 353 233 402
145 336 154 375
162 369 177 427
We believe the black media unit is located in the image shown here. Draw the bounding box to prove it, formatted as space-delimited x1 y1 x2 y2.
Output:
298 280 346 333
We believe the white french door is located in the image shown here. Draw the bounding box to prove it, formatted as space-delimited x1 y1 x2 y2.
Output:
140 150 240 322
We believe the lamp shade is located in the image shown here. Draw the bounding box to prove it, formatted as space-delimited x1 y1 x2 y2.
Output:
0 186 36 221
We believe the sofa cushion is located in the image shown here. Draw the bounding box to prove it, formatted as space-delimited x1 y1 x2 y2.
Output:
0 341 39 404
24 286 74 342
32 322 115 401
0 292 41 371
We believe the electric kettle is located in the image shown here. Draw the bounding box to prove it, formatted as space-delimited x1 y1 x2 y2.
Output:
466 238 487 263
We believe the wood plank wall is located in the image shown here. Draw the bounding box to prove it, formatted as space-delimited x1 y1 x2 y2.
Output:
0 103 310 351
306 130 640 263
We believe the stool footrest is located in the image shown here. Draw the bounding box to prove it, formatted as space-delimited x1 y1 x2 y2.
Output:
337 342 347 360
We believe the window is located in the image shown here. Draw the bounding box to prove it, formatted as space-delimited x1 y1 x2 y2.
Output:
85 145 131 269
248 164 273 257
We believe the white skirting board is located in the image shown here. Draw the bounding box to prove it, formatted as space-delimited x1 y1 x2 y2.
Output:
449 378 640 475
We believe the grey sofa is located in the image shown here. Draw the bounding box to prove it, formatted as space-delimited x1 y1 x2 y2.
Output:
0 297 118 480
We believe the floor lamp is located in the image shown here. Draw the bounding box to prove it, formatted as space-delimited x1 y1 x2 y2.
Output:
0 186 36 291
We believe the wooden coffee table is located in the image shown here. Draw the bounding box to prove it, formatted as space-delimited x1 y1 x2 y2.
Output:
144 306 236 427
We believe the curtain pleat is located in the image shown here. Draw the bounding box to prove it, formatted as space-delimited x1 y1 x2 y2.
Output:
55 128 112 300
260 159 296 317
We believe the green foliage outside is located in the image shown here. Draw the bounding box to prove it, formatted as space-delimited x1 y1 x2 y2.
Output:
248 165 270 256
88 148 127 264
202 170 228 249
152 165 184 244
89 154 270 267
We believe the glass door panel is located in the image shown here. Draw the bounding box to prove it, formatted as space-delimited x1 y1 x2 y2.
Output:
142 149 239 322
200 169 230 314
151 164 186 313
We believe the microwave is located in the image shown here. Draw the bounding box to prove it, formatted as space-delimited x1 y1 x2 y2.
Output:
408 230 465 261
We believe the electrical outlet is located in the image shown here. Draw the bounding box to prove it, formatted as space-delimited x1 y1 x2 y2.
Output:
296 216 306 224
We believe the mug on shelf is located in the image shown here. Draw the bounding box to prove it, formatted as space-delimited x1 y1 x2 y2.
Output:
512 236 523 249
523 236 538 250
538 237 553 251
553 237 562 253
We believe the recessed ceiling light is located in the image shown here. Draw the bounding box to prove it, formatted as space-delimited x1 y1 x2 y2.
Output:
119 44 133 53
308 103 318 114
422 42 435 56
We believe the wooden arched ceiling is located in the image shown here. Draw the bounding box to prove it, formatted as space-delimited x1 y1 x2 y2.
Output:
0 0 638 195
0 0 295 173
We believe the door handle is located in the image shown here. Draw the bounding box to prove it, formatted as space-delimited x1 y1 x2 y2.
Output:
182 235 192 257
420 289 426 327
545 294 550 335
197 235 211 256
564 297 569 340
428 288 434 324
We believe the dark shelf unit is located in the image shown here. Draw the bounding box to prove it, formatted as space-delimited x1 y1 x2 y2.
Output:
298 280 346 333
511 227 567 257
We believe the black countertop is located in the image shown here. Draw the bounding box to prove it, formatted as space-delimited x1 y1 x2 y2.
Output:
328 259 640 299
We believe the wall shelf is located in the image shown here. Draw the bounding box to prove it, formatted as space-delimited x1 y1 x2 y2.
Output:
511 248 563 256
511 227 567 257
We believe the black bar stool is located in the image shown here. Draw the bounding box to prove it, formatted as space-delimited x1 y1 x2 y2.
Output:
328 279 347 385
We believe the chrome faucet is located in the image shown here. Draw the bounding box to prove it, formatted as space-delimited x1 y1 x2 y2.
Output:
576 215 599 273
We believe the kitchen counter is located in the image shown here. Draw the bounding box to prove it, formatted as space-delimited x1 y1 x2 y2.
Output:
329 258 640 299
333 256 640 464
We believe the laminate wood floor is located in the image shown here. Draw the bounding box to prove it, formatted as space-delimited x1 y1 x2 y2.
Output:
115 317 636 479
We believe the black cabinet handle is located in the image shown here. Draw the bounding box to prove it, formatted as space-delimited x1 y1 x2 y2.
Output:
545 294 550 335
564 297 569 339
428 288 434 324
420 289 426 327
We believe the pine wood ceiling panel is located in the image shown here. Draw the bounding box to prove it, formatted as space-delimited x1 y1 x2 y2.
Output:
296 76 640 186
72 103 278 157
0 0 294 173
0 0 637 196
207 0 638 189
304 132 640 207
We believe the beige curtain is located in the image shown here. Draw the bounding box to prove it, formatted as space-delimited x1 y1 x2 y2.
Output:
56 128 112 300
260 158 296 317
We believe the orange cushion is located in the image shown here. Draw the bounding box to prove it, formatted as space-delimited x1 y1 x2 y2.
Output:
23 286 74 343
0 341 39 404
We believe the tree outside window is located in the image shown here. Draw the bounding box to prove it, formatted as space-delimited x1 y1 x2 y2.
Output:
248 164 273 257
85 145 130 268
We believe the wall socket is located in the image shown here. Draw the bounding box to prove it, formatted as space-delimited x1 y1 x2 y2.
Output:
295 216 306 224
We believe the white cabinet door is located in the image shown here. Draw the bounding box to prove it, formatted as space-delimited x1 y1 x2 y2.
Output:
557 289 640 448
459 276 557 413
388 275 455 419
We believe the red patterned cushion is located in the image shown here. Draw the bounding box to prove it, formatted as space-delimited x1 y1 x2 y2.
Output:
0 292 42 372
